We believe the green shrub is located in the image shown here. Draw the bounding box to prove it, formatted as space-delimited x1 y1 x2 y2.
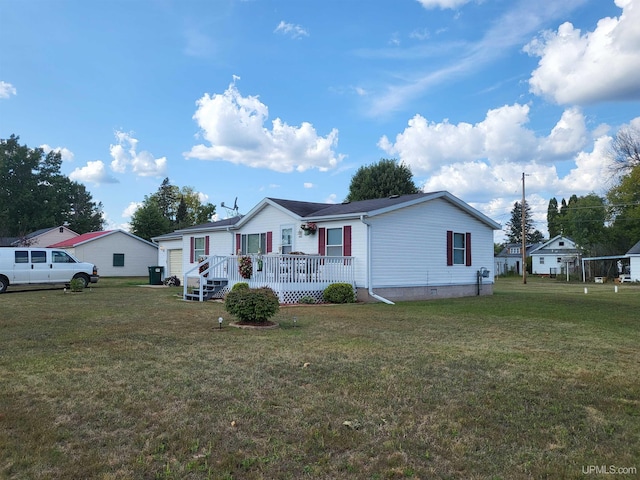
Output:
225 287 280 323
69 278 85 292
323 283 355 304
299 295 316 304
232 282 249 291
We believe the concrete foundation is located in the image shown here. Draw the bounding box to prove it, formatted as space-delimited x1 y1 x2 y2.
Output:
357 283 493 303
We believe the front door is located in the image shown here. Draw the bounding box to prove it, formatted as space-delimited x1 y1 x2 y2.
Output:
50 250 76 283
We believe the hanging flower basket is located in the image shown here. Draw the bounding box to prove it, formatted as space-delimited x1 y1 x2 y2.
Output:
238 255 253 279
300 222 317 235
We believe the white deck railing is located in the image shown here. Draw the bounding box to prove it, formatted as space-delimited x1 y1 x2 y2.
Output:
183 254 355 302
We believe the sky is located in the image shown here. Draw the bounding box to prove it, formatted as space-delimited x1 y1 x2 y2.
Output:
1 0 639 242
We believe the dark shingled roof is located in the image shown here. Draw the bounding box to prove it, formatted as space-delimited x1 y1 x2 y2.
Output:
628 240 640 255
269 192 443 218
177 216 242 232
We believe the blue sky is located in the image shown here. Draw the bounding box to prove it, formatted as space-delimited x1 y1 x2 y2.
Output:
1 0 639 241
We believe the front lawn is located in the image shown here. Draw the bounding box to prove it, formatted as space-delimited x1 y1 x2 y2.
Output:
1 277 638 479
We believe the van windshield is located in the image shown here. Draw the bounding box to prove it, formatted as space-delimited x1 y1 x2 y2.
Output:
53 251 76 263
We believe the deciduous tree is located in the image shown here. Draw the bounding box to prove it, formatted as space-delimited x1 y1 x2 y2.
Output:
0 135 104 236
346 159 419 202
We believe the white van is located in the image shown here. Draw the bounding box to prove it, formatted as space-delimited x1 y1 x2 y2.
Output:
0 248 99 293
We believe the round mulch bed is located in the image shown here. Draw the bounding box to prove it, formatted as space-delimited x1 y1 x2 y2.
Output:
229 321 279 330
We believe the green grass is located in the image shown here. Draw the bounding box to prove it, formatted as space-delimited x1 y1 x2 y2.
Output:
1 277 639 479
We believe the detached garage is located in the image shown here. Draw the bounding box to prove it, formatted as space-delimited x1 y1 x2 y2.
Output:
49 230 158 277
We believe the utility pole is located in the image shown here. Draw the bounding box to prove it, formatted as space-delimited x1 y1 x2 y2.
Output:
522 172 527 284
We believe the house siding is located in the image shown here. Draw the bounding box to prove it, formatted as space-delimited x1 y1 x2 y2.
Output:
367 198 494 288
630 256 640 282
530 236 580 275
36 227 78 247
71 231 158 276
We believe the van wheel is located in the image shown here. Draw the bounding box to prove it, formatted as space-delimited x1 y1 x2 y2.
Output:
72 274 90 289
0 275 8 294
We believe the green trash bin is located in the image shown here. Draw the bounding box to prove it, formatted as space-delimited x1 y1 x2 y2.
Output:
148 266 164 285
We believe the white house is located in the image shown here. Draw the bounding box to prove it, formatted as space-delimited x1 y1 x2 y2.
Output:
626 240 640 282
530 235 582 276
494 242 544 276
153 192 501 303
49 229 158 277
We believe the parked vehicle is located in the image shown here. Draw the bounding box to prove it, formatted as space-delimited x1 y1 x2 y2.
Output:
0 248 99 293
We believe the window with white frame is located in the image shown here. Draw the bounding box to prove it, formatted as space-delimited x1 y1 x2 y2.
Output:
240 233 266 254
509 247 520 254
540 257 545 264
453 233 466 265
326 228 343 256
193 237 206 261
281 227 293 254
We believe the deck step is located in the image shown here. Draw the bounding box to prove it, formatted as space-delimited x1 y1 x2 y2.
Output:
184 278 228 301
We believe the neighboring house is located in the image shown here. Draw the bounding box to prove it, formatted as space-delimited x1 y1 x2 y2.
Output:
494 242 543 276
153 191 501 303
0 225 79 247
49 229 158 277
530 235 581 276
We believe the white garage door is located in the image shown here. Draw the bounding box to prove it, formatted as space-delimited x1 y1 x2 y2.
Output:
168 249 183 278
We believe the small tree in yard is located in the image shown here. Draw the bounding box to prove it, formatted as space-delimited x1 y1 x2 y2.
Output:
224 287 280 324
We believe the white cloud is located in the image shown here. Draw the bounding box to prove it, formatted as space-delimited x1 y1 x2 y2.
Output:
416 0 471 9
0 81 17 98
69 160 119 185
274 21 309 39
525 0 640 104
122 202 142 218
538 107 589 157
557 135 618 194
40 144 75 162
379 103 586 172
185 80 344 173
380 105 625 239
304 182 314 188
109 131 167 177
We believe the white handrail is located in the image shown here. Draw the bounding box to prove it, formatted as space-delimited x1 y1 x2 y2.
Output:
183 254 355 301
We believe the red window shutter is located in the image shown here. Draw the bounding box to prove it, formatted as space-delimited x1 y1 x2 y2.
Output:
235 234 241 254
205 236 210 255
343 225 352 256
466 232 472 266
190 237 195 263
266 231 273 253
318 227 326 255
446 230 453 266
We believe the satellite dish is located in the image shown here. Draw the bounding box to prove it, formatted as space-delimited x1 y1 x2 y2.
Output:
221 197 240 217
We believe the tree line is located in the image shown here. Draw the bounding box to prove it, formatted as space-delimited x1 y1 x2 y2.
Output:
3 125 638 251
0 135 216 242
503 124 640 255
0 135 104 238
